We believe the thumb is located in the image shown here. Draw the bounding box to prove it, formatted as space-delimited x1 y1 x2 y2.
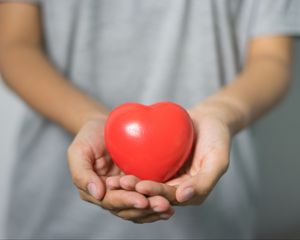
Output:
175 170 221 203
68 146 106 200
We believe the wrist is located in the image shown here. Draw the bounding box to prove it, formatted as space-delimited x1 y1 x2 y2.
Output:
85 112 107 122
190 96 249 136
81 111 108 128
72 108 108 135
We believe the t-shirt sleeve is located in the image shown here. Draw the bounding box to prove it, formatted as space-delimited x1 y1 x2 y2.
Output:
250 0 300 37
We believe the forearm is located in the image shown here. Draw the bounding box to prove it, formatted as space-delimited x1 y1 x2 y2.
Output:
192 45 293 136
0 43 108 134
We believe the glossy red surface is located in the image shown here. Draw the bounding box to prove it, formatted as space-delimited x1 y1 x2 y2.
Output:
104 102 195 182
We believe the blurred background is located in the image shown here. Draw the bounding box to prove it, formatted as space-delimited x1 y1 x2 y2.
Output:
0 41 300 239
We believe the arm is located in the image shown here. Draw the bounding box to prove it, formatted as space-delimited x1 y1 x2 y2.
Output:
170 36 294 202
0 3 174 222
119 36 294 210
196 36 293 136
0 2 107 200
0 3 107 134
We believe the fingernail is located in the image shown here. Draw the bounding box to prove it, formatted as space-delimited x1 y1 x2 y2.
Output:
153 206 163 212
134 201 145 209
180 187 194 202
87 183 98 199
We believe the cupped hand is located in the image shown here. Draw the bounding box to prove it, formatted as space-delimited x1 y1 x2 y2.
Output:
67 116 174 223
118 106 231 207
169 108 230 204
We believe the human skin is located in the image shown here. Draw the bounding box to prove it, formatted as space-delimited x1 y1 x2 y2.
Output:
0 3 294 223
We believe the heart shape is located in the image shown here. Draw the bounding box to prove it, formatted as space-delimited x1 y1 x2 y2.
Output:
104 102 195 182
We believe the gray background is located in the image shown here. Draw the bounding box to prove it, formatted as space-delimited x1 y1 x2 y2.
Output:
0 41 299 239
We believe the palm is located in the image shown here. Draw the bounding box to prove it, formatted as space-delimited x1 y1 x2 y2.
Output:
76 118 122 178
167 113 230 187
132 110 231 206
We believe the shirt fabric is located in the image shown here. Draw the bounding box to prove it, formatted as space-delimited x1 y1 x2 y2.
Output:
4 0 300 239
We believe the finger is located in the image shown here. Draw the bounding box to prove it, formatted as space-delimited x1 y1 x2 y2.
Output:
79 189 102 207
112 208 154 221
94 156 112 176
166 174 190 187
106 176 121 190
136 181 178 205
120 175 140 191
101 190 149 211
79 188 149 211
176 170 219 203
68 144 105 200
148 195 171 212
133 208 175 224
113 195 171 222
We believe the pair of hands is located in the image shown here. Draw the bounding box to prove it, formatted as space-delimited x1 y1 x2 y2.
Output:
67 106 231 223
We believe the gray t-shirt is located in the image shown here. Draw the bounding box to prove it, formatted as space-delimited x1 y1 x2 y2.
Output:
5 0 300 239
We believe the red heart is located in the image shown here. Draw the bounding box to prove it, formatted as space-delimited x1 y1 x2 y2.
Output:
104 102 195 182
